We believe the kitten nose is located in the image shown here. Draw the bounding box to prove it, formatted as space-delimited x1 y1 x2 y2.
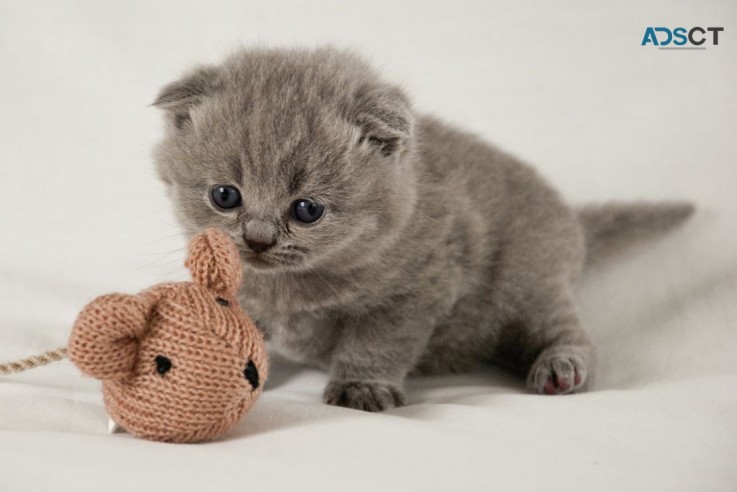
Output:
245 237 275 254
243 219 277 254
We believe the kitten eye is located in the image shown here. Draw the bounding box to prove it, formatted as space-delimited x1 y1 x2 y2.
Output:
154 355 172 375
215 297 230 307
292 199 324 224
211 185 242 209
362 135 399 157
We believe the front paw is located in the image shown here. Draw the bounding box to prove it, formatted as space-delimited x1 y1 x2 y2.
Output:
323 380 406 412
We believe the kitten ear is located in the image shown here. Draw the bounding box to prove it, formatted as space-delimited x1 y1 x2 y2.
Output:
350 83 414 157
152 66 222 130
185 228 243 296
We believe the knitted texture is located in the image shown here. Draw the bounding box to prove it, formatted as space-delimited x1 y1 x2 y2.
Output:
68 228 267 443
0 347 67 375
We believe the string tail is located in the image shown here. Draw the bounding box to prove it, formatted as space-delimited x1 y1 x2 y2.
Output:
0 347 68 375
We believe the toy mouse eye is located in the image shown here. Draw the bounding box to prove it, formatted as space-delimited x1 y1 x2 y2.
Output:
155 355 172 375
244 360 259 389
215 297 230 307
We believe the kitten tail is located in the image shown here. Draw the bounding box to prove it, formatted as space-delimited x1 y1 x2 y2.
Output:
577 201 695 266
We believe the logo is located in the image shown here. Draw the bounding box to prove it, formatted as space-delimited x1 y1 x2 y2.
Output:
641 27 724 50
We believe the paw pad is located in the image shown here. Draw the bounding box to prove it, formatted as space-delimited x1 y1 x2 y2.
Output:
528 351 588 395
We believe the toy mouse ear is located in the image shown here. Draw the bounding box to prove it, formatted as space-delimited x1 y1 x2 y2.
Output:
185 228 243 295
68 293 152 381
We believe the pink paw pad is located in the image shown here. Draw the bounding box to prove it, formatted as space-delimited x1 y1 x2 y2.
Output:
528 354 587 395
543 374 575 394
556 376 571 391
544 379 557 394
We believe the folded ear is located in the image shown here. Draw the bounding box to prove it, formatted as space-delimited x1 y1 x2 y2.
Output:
185 228 243 296
68 294 152 381
348 82 414 157
152 65 222 130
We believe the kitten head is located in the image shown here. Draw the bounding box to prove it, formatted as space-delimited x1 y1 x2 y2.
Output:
153 47 418 273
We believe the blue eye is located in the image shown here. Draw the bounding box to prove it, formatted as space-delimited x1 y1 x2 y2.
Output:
292 199 325 224
211 185 242 209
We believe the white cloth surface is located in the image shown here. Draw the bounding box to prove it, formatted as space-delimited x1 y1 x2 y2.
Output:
1 1 736 490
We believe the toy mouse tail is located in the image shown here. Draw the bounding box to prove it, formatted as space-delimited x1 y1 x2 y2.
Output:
0 347 68 375
577 201 695 267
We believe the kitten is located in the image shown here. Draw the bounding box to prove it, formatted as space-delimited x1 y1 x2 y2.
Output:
153 47 693 411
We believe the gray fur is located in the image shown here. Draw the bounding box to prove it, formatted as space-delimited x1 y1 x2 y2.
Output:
152 47 693 411
577 202 694 266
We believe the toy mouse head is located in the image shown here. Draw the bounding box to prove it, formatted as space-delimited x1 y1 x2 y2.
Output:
68 228 267 443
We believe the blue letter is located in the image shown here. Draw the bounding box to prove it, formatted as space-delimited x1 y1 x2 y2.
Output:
641 27 658 45
673 27 687 46
655 27 673 46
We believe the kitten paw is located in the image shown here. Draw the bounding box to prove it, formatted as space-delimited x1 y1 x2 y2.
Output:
527 349 588 395
323 380 406 412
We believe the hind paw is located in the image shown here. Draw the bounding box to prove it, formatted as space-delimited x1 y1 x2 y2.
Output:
527 348 588 395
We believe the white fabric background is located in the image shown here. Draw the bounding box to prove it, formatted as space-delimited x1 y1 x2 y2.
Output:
1 1 736 490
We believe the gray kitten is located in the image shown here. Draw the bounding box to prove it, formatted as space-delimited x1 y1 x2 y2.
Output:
153 47 692 411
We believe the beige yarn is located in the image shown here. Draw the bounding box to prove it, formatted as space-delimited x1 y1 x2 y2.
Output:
0 347 67 375
1 228 267 443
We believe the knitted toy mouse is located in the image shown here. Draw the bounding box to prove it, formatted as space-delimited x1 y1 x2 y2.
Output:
66 228 268 443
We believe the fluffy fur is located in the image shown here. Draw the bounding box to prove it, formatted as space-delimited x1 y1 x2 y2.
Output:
153 47 692 411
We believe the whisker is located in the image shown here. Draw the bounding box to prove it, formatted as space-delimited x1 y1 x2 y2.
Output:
128 247 187 270
136 233 190 246
129 256 185 271
135 247 187 257
283 244 309 253
161 265 188 280
271 252 303 261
